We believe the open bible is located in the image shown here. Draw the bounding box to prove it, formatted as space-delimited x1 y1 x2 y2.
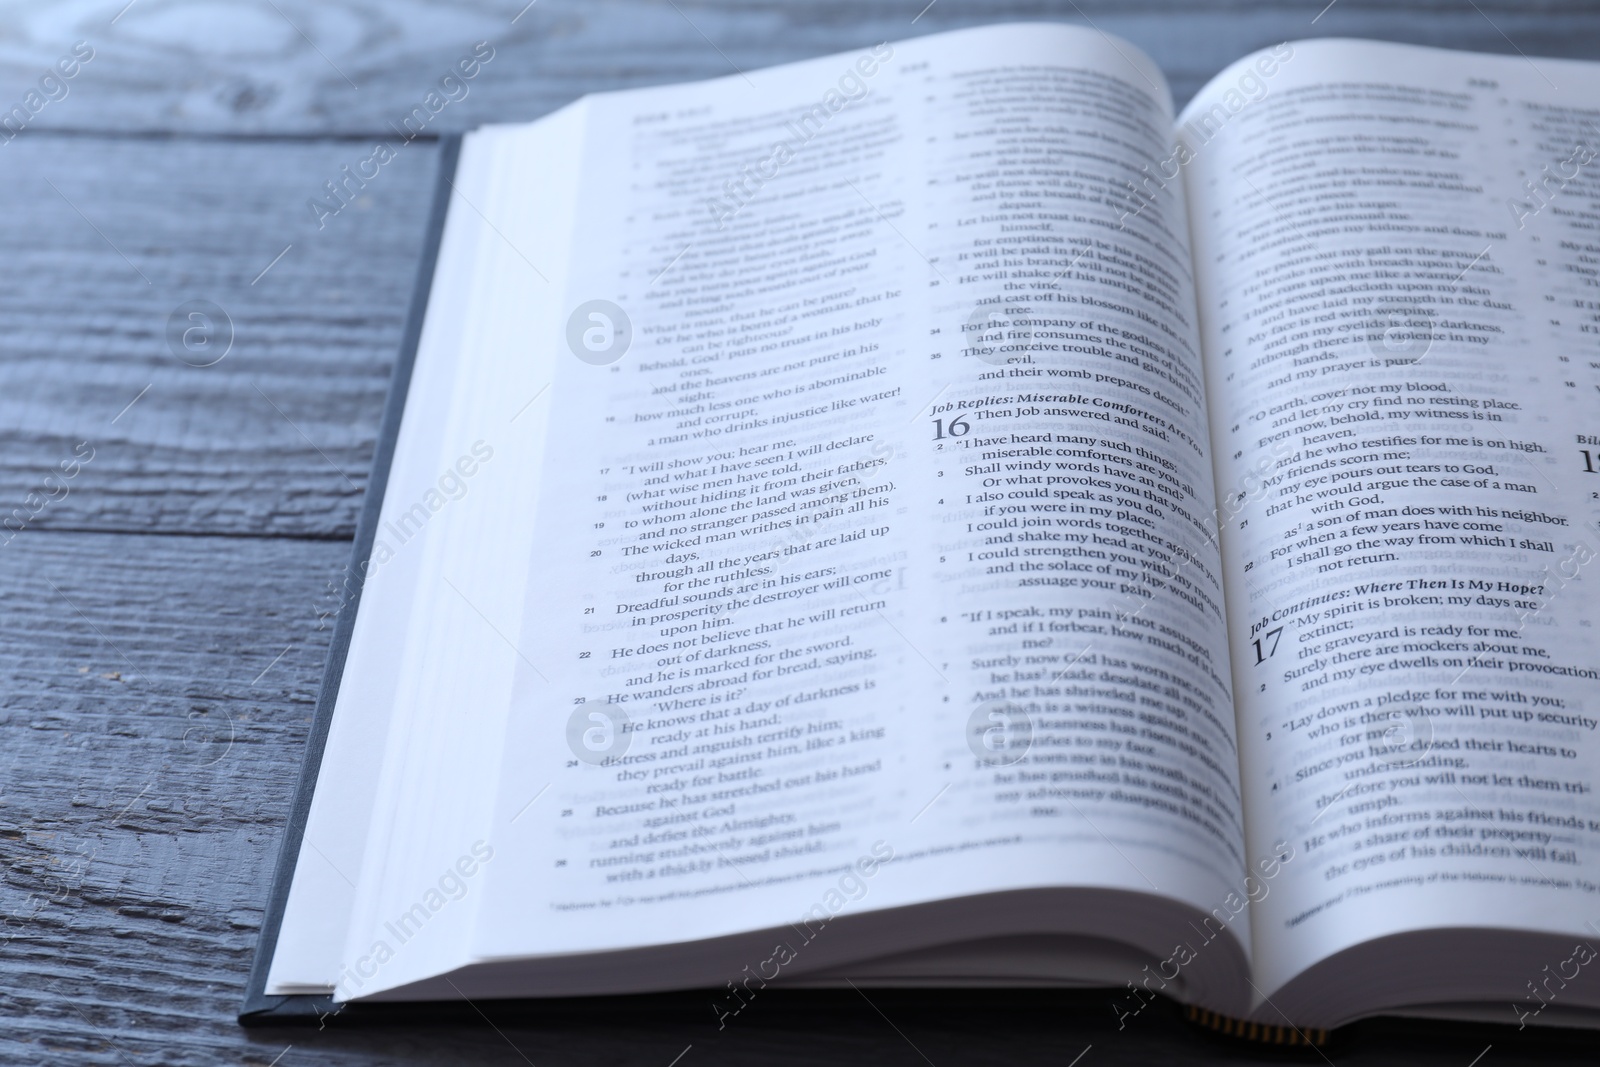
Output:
245 24 1600 1034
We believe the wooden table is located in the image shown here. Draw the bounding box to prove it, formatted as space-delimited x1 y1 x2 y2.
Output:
3 2 1597 1062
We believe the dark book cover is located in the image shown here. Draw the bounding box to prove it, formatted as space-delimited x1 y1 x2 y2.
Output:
239 134 463 1025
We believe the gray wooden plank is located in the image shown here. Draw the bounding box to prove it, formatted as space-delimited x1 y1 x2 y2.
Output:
0 1 1595 136
0 530 342 1064
0 134 436 539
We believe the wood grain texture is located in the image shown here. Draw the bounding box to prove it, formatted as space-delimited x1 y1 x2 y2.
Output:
2 1 1598 1063
0 530 342 1064
0 0 1595 134
0 134 436 538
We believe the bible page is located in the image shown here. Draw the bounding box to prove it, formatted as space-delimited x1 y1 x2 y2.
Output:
1183 39 1600 1016
431 22 1256 1005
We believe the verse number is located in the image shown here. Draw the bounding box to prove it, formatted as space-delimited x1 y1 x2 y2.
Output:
932 414 970 440
1252 626 1283 665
